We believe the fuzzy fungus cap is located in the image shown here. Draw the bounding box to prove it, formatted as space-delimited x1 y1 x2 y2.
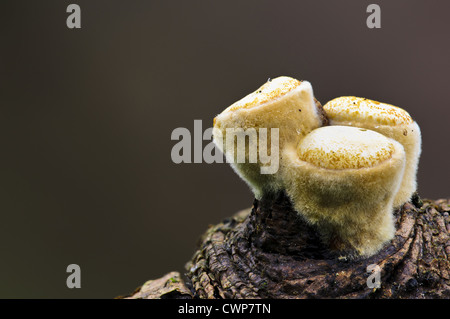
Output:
323 97 421 207
214 76 323 148
213 76 324 198
283 125 406 256
297 126 395 169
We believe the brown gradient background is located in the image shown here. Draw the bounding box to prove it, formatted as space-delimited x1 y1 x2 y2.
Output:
0 0 449 298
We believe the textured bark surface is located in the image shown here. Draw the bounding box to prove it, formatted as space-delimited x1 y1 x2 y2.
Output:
124 193 450 299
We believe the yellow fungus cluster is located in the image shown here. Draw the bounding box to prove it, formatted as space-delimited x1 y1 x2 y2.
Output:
213 76 421 257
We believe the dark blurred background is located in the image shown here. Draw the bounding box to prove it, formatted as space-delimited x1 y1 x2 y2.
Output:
0 0 449 298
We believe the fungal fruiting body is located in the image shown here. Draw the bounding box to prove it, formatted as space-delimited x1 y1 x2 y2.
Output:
282 126 406 256
323 97 421 208
213 76 323 198
213 76 421 257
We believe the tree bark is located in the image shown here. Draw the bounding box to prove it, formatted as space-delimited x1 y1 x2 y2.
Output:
123 192 450 299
